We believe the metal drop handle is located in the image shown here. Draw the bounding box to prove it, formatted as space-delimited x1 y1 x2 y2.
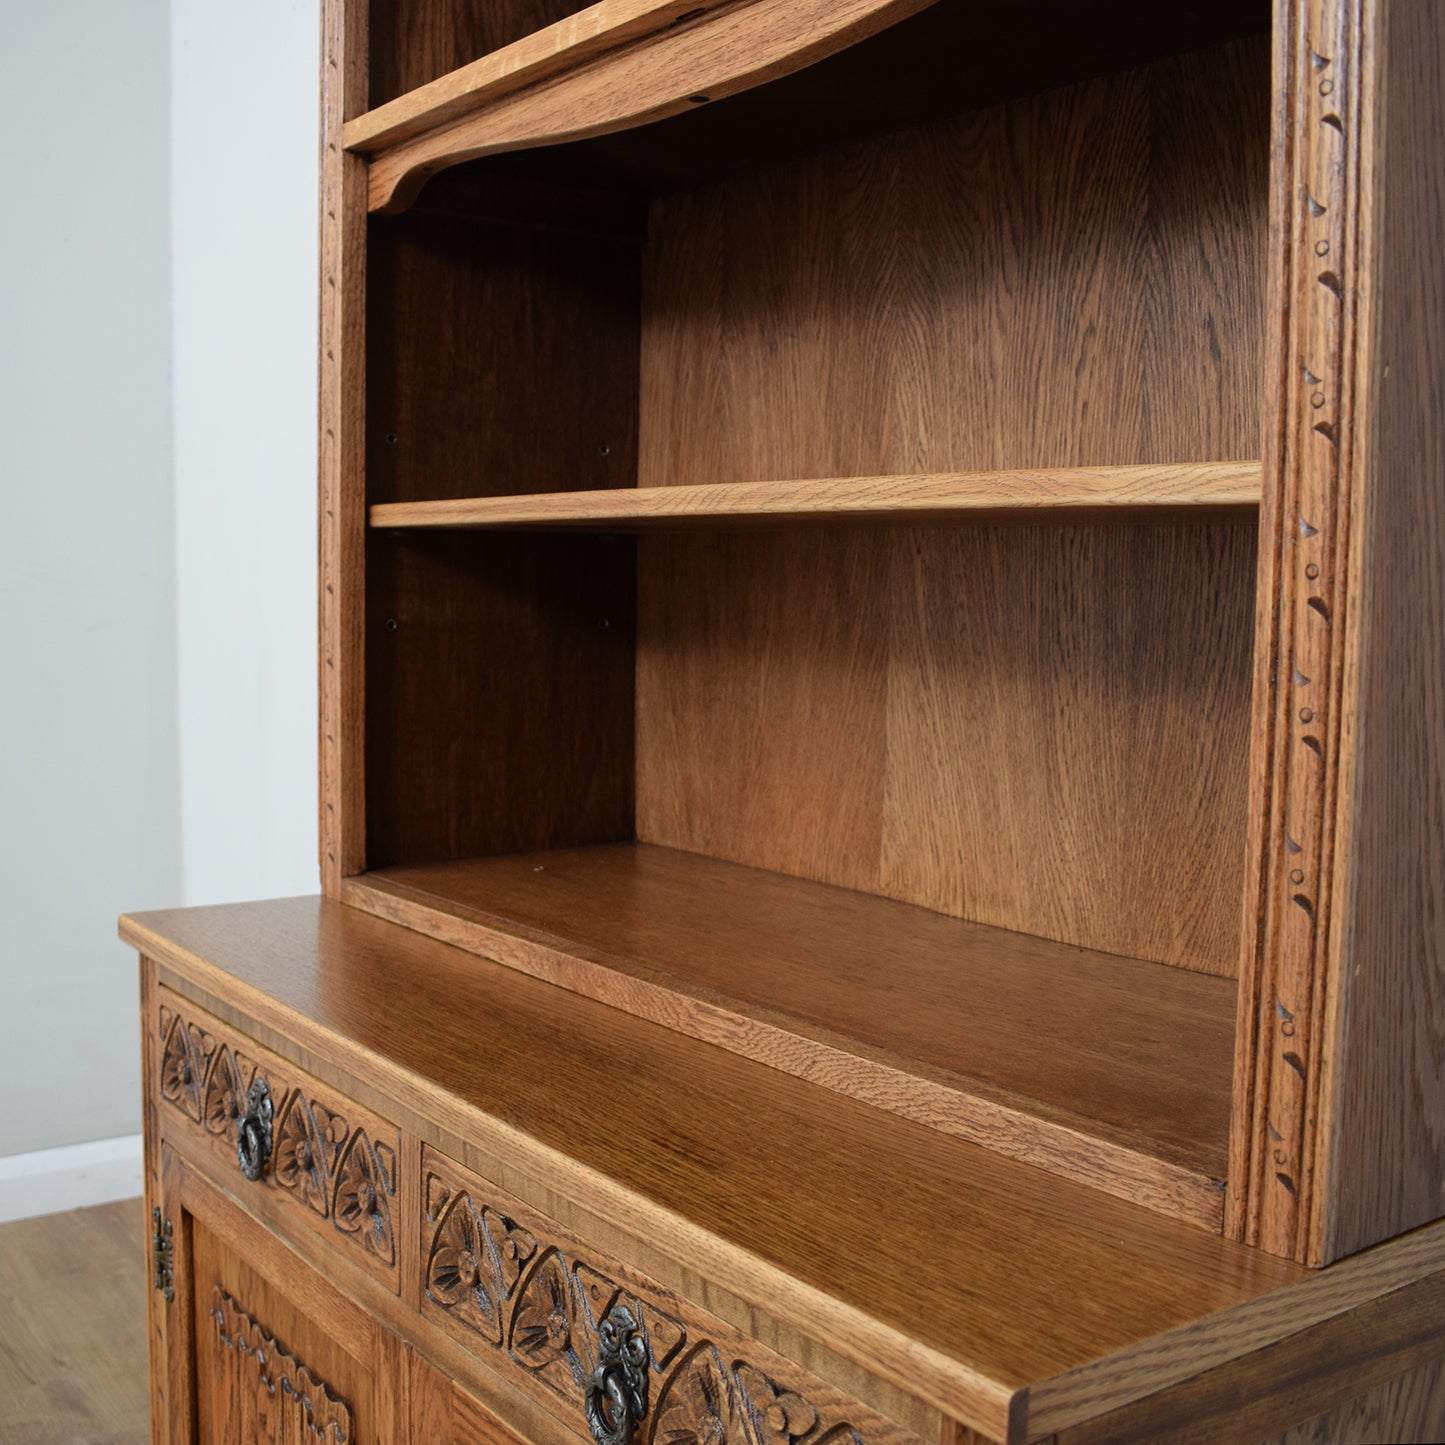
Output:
236 1077 274 1182
585 1305 648 1445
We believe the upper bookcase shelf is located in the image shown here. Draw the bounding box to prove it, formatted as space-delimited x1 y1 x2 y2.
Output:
343 0 935 213
369 463 1262 532
343 0 1271 214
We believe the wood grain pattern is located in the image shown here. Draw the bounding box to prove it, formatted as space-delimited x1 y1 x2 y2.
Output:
635 40 1267 975
1263 1355 1445 1445
1230 0 1445 1265
361 0 937 213
638 522 1257 974
368 463 1262 530
319 0 369 893
409 1348 536 1445
637 40 1268 491
350 842 1234 1225
122 896 1310 1438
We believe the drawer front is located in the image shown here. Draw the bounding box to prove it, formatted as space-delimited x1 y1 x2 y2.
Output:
155 986 401 1293
420 1145 924 1445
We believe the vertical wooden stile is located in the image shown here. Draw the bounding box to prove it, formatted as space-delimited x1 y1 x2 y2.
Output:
319 0 369 894
1233 0 1445 1265
1231 0 1371 1266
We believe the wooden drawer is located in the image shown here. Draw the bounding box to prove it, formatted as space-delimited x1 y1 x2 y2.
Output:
154 985 401 1293
418 1145 925 1445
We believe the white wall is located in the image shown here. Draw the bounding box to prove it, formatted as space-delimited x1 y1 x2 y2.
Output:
171 0 320 905
0 0 179 1157
0 0 321 1198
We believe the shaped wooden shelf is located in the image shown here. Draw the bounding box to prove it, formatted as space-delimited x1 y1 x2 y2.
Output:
343 0 936 213
341 842 1238 1228
368 462 1262 532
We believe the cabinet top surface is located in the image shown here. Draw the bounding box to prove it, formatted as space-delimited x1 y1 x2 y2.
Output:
122 894 1314 1426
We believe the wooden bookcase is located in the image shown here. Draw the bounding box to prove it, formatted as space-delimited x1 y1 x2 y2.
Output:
318 0 1445 1267
117 3 1445 1442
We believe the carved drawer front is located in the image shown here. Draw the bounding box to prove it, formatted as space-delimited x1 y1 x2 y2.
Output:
420 1146 925 1445
155 986 401 1293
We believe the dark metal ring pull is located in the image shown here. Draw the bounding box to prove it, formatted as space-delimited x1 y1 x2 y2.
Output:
584 1305 648 1445
236 1077 274 1182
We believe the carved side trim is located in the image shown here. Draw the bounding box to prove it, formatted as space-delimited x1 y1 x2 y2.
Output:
1231 0 1371 1261
209 1287 353 1441
420 1156 921 1445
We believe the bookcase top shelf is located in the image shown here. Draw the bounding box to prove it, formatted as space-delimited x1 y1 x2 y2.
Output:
368 462 1262 532
346 0 935 213
344 0 1271 214
343 842 1237 1228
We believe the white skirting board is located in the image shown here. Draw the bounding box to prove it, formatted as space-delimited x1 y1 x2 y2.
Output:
0 1134 145 1223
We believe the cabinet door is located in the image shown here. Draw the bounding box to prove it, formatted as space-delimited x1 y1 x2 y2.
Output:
152 1144 403 1444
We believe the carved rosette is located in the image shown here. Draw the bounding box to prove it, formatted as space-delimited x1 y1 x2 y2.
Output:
210 1287 353 1441
422 1165 901 1445
158 1003 397 1274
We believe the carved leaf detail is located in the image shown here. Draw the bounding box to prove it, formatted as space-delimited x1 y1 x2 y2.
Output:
202 1046 246 1137
332 1130 394 1265
160 1018 211 1122
510 1249 593 1404
427 1192 503 1345
274 1093 333 1218
652 1345 753 1445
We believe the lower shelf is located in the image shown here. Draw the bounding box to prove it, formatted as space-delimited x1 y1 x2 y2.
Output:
343 842 1235 1228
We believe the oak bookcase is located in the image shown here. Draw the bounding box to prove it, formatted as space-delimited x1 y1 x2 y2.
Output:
124 1 1445 1441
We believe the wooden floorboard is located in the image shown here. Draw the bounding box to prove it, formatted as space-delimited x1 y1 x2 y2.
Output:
0 1198 149 1444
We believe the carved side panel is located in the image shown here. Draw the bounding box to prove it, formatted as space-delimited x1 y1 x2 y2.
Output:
1230 0 1371 1262
156 990 399 1289
419 1150 923 1445
208 1287 354 1443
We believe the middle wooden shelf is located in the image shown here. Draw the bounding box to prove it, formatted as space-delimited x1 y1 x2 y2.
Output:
341 841 1237 1231
368 461 1261 532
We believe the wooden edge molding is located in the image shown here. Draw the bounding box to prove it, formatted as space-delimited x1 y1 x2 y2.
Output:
1227 0 1373 1265
341 874 1226 1230
354 0 938 214
366 464 1264 532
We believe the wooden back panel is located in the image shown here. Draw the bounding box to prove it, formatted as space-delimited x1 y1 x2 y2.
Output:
365 209 641 866
635 40 1270 974
368 0 598 107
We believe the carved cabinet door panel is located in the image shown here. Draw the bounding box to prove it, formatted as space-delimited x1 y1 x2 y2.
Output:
155 1145 399 1444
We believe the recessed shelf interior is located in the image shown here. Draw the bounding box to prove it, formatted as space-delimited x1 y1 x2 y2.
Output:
357 19 1272 1218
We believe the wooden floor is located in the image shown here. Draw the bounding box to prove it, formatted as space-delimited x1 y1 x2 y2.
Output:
0 1198 149 1444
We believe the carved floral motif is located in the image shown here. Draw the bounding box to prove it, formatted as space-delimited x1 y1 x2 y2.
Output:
422 1167 891 1445
158 1003 397 1275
